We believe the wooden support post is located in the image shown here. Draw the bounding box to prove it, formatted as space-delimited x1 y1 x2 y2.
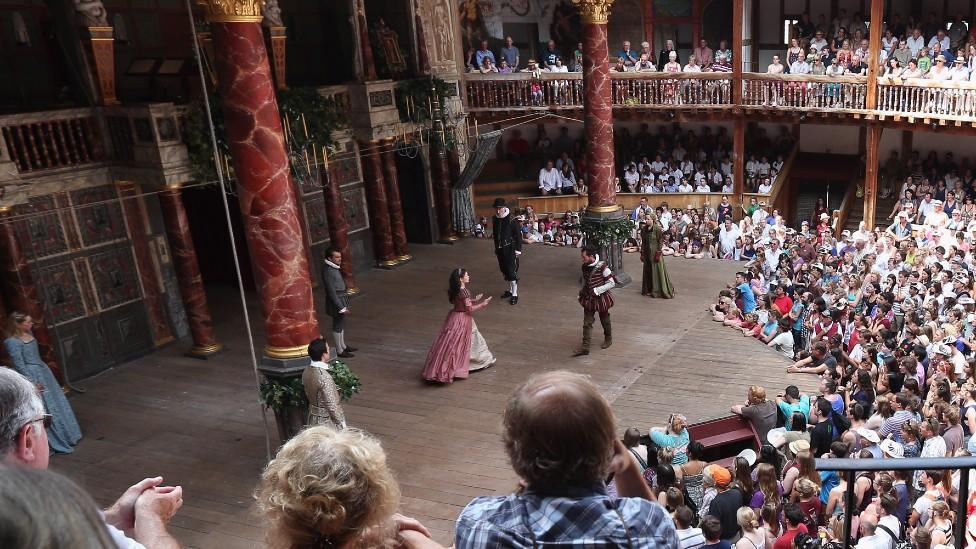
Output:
692 0 702 47
863 125 882 229
732 0 744 105
866 0 884 110
733 118 745 208
901 130 913 165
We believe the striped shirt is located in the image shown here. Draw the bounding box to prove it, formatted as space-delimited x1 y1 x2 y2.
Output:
877 410 914 442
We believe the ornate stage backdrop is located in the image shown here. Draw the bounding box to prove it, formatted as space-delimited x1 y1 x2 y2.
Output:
12 185 170 381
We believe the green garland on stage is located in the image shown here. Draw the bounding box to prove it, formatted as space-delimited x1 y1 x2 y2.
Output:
184 87 347 182
258 360 361 412
581 217 635 247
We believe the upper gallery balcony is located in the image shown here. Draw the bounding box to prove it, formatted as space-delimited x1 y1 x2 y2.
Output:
462 72 976 126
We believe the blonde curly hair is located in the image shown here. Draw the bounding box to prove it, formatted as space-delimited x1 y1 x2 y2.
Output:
255 427 400 549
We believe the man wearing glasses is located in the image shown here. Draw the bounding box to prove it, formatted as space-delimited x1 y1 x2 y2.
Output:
0 368 183 548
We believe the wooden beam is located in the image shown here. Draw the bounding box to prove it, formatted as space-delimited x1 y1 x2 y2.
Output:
863 125 882 229
733 0 743 105
866 0 884 110
692 0 702 47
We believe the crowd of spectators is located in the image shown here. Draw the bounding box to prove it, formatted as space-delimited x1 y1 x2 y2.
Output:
780 11 976 82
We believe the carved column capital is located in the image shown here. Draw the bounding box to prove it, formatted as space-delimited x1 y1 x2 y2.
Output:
261 0 284 27
572 0 614 24
197 0 265 23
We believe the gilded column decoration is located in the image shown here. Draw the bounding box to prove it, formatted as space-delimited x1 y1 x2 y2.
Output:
200 0 321 360
572 0 613 23
74 0 117 105
262 0 288 90
116 181 174 348
360 141 397 265
0 208 63 383
159 185 223 358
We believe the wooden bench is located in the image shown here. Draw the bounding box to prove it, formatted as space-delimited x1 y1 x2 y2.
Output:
688 415 760 467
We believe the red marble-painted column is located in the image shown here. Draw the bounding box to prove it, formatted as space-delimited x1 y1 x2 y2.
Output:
577 1 617 211
356 0 378 80
158 185 223 358
116 181 174 348
321 164 358 292
0 209 63 383
360 141 397 266
381 140 410 260
430 142 456 241
204 7 319 360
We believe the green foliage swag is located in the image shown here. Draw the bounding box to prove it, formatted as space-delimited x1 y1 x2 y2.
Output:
397 76 453 125
581 217 635 247
184 87 347 182
258 360 361 412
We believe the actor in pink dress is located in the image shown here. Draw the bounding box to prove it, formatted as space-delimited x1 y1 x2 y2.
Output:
423 268 496 383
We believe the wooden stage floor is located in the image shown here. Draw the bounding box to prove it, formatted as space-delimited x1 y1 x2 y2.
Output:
52 239 818 548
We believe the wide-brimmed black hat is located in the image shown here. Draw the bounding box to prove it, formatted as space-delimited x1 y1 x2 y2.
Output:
492 197 507 208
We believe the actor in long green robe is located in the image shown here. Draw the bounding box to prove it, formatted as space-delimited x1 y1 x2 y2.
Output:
641 214 675 298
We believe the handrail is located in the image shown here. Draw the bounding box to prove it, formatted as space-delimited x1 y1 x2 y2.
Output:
833 178 860 237
816 456 976 549
743 73 868 84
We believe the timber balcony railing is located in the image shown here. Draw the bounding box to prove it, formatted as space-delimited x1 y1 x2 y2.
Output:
741 73 868 111
0 108 106 173
878 78 976 120
463 72 976 121
463 72 734 111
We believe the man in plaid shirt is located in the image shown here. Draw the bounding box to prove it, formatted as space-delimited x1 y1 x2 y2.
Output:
455 371 678 548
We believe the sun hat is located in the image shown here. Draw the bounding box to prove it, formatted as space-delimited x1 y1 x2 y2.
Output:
737 448 758 466
789 439 811 455
856 427 881 444
880 439 904 458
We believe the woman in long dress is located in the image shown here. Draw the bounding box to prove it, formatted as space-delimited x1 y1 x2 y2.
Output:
641 214 675 298
4 311 82 454
423 268 496 383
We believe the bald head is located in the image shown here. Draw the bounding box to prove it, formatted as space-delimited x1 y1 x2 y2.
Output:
503 371 616 491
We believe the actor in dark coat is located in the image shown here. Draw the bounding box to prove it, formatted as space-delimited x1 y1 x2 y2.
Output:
321 247 356 358
491 197 522 305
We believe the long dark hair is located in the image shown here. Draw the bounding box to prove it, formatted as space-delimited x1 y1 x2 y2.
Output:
448 268 467 303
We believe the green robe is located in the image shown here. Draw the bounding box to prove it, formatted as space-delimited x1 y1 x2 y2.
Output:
641 224 675 298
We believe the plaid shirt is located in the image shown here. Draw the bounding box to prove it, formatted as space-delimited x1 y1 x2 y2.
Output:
455 486 678 548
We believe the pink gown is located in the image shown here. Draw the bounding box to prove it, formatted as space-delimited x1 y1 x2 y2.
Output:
422 289 495 383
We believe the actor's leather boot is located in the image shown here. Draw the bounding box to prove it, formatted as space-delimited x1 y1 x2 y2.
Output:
344 345 359 353
510 296 518 305
501 290 512 299
574 317 593 356
338 350 355 358
600 317 612 349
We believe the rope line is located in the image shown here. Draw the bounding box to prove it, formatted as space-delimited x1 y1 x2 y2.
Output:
183 0 272 462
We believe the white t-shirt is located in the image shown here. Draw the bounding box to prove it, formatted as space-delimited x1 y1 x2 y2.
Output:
771 331 795 358
676 527 706 549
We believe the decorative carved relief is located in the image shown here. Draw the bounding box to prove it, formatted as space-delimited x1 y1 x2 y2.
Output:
261 0 284 26
330 143 362 186
369 90 394 108
73 0 109 27
342 187 368 232
12 196 68 259
34 263 87 325
303 195 330 244
89 248 141 310
72 186 127 247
